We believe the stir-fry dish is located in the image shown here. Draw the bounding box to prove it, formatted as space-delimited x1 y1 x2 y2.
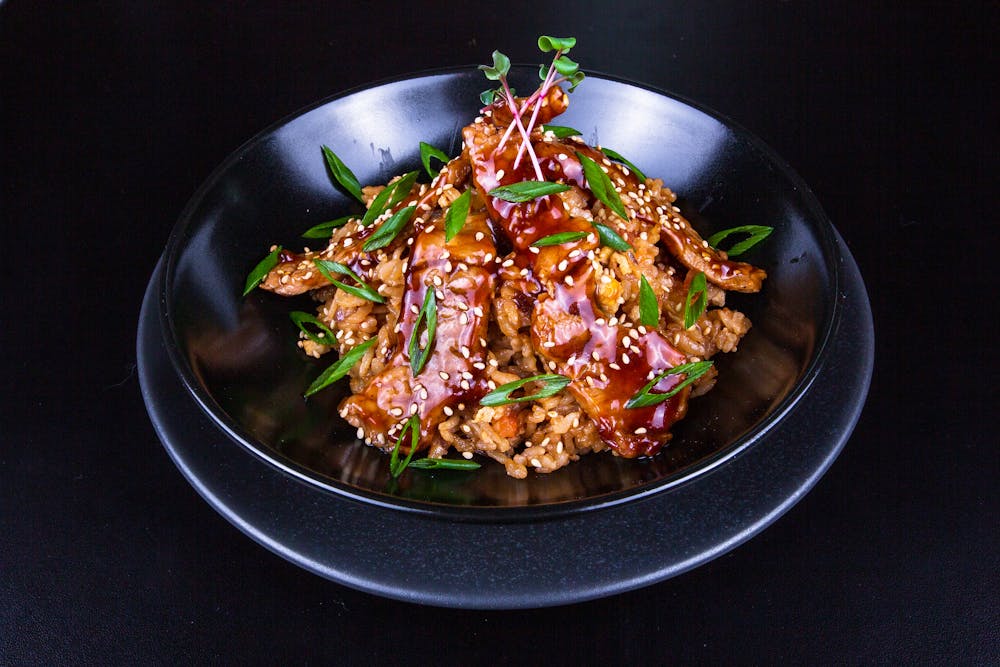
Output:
244 37 770 478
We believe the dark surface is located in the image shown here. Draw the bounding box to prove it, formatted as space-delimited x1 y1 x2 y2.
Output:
1 1 995 663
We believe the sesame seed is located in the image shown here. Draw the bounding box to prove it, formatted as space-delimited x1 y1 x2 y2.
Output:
609 363 621 371
443 406 454 416
420 388 428 400
635 427 648 434
475 231 485 241
622 353 631 364
460 380 470 390
462 451 473 459
529 246 540 254
623 336 632 347
410 304 419 314
409 403 418 415
390 407 404 417
592 351 600 361
439 371 450 380
530 458 542 468
495 169 505 180
548 361 557 371
542 341 556 348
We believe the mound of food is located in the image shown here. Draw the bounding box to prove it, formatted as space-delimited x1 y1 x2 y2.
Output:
245 37 768 478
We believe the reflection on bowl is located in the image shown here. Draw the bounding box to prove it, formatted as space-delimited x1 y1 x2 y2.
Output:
163 67 838 516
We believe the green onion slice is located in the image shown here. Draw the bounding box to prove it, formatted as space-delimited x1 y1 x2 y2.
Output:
489 181 570 202
242 245 282 296
360 170 419 227
444 189 471 243
576 151 629 221
602 148 647 183
638 275 659 327
540 124 582 138
408 457 482 471
682 271 708 329
289 311 337 346
303 337 376 397
312 259 385 303
419 142 450 178
625 360 714 409
593 223 632 252
531 231 588 247
301 215 353 239
706 225 774 257
363 204 416 252
407 288 437 376
389 415 420 478
321 146 363 203
479 374 571 407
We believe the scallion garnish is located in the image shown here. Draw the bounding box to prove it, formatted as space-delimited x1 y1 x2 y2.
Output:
489 181 570 202
289 311 337 346
407 288 437 376
360 170 419 227
576 151 629 221
321 146 363 203
682 271 708 329
531 231 588 247
706 225 774 257
362 204 416 252
419 142 450 178
303 337 377 397
625 360 714 409
540 124 582 138
444 189 471 243
639 275 659 327
479 374 571 407
602 148 647 183
593 223 632 252
301 215 353 239
388 415 420 478
312 259 385 304
242 245 282 296
408 457 482 471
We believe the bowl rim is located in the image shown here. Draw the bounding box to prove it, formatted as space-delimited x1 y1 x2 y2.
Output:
158 65 843 523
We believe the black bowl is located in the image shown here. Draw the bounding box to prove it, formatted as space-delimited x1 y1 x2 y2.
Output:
160 67 842 519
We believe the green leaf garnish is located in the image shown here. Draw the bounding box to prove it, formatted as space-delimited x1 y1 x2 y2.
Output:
707 225 774 257
683 271 708 328
407 288 437 376
479 374 571 407
363 204 416 252
593 223 632 252
541 124 582 138
242 245 282 296
360 170 419 227
531 231 588 247
389 415 420 478
602 148 647 183
444 189 471 243
303 337 377 397
408 457 482 471
553 55 579 77
576 151 629 221
537 36 576 53
301 215 353 239
289 311 337 346
625 360 714 409
480 88 498 105
419 142 450 179
321 146 363 203
479 50 511 81
565 71 585 92
312 259 385 304
639 276 659 327
489 181 570 202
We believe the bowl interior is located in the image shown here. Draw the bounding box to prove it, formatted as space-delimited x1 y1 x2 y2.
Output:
162 68 837 515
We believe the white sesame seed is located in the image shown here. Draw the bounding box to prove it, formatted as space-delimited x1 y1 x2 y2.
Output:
622 353 631 364
635 427 648 434
443 406 454 416
439 371 450 380
462 451 473 459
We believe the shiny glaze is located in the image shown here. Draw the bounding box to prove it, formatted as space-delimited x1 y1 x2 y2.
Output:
339 210 496 449
465 100 694 457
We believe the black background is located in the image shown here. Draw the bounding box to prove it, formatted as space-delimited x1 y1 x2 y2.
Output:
2 2 996 663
